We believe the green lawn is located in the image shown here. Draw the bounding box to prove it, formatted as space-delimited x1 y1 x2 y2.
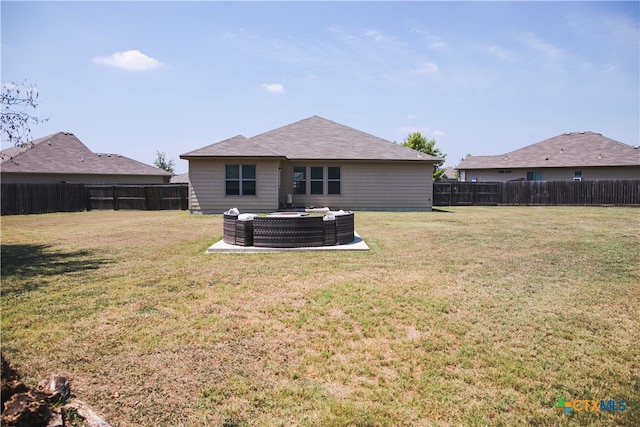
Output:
1 207 638 426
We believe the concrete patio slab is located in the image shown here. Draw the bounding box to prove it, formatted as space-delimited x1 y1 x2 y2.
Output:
206 232 369 253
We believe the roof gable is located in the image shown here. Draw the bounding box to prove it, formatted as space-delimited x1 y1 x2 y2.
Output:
1 132 171 176
457 132 640 169
181 135 282 158
181 116 439 162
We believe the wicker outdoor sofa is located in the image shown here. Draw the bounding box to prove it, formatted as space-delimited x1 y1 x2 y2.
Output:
223 211 354 248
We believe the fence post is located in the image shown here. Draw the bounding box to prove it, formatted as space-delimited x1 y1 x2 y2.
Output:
182 184 189 210
144 185 151 210
85 185 91 211
472 183 476 205
113 185 117 210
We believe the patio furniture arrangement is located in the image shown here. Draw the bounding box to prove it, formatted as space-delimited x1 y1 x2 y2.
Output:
254 216 324 248
223 211 255 246
223 209 354 248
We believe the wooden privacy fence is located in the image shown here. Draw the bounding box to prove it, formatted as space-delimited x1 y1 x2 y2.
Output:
498 180 640 206
434 180 640 206
433 182 499 206
86 184 189 211
1 183 88 215
1 183 189 215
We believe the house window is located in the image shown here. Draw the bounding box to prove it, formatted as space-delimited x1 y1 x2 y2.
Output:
310 167 323 195
573 171 582 181
328 167 341 195
293 166 306 194
498 170 511 174
225 164 256 196
526 171 542 181
292 166 341 195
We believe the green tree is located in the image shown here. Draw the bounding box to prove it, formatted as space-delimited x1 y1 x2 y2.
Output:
154 150 175 173
1 80 48 146
401 132 447 181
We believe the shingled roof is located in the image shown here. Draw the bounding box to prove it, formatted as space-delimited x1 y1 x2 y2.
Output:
181 116 440 162
1 132 172 177
181 135 282 158
457 131 640 170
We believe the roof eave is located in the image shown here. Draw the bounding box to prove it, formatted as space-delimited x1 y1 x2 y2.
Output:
181 155 438 162
1 171 172 176
289 158 440 162
458 163 640 170
180 154 286 160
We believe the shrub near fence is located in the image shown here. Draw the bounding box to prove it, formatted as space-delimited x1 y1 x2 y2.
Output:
434 180 640 206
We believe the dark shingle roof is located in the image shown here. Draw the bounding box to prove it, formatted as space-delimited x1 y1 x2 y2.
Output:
181 116 439 162
457 131 640 170
169 172 189 183
180 135 282 158
1 132 172 176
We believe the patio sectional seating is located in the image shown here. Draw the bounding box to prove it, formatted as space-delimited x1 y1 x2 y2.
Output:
335 212 355 244
222 210 354 248
223 213 254 246
253 216 324 248
323 219 337 246
223 213 238 244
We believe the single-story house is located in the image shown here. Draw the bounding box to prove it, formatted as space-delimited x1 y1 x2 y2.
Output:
180 116 440 213
1 132 172 184
456 131 640 182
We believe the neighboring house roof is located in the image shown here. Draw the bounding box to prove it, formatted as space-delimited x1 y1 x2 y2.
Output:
457 131 640 170
181 116 440 162
170 172 189 183
443 167 457 180
1 132 172 177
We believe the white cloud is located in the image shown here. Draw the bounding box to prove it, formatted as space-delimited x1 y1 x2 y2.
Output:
92 50 165 71
398 125 431 134
410 28 448 50
413 62 439 75
364 29 389 43
426 36 447 50
397 126 444 139
521 33 564 61
261 83 285 94
480 44 513 61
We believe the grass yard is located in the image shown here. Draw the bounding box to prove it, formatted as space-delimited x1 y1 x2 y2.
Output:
1 207 639 426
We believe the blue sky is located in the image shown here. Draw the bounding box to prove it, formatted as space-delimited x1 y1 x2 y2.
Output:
2 1 638 173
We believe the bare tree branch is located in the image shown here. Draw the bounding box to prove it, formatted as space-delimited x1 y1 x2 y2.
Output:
1 80 49 146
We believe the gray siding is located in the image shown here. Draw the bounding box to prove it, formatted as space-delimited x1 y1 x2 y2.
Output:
284 161 433 211
188 159 435 213
188 158 280 213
